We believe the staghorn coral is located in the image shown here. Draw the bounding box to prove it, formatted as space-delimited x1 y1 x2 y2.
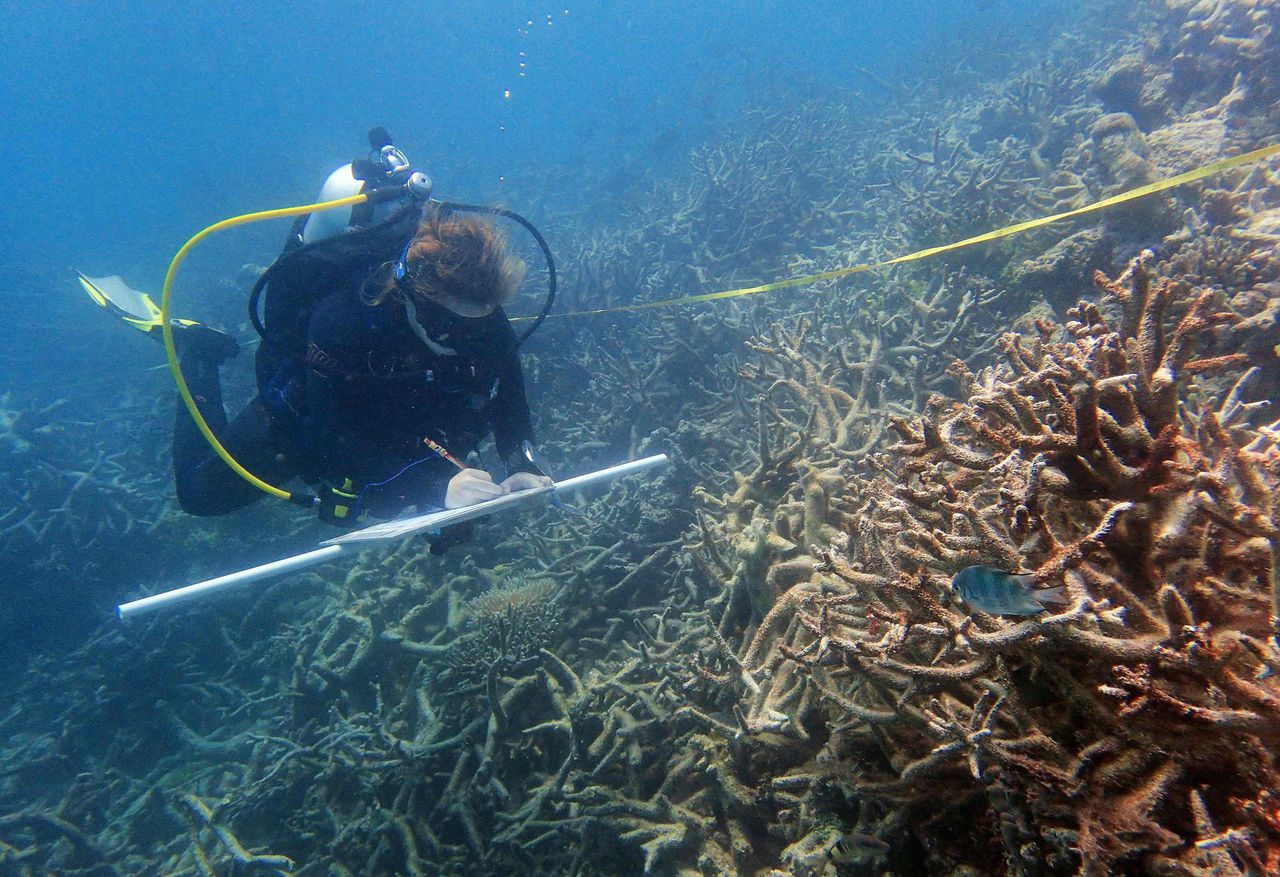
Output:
693 256 1280 874
1158 156 1280 403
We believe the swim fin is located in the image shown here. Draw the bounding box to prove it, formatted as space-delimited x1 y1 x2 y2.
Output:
74 270 238 361
75 271 168 335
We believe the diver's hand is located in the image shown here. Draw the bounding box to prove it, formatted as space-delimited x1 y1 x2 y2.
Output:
445 469 503 508
501 472 554 494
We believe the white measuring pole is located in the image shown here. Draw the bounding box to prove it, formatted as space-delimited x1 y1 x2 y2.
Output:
117 546 349 620
116 454 667 621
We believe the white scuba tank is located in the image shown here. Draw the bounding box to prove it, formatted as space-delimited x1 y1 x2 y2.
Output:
300 163 364 245
299 139 432 245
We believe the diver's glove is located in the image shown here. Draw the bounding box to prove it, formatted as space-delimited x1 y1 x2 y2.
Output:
500 472 554 493
445 468 504 508
504 441 586 516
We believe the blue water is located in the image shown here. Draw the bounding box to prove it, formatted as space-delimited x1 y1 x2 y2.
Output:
2 0 1066 278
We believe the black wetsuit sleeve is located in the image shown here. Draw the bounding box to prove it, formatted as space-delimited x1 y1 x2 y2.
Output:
489 350 537 469
359 453 458 516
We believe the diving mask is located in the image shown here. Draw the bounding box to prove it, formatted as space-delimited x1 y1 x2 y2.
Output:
401 291 504 360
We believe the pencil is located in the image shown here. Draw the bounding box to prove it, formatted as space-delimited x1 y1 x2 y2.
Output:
423 437 467 470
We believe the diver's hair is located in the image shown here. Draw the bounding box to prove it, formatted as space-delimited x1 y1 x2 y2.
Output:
374 210 525 308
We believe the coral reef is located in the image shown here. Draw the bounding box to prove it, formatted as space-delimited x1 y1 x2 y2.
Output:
692 257 1279 874
2 1 1279 876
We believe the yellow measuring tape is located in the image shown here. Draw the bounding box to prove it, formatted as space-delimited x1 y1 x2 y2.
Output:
539 141 1280 319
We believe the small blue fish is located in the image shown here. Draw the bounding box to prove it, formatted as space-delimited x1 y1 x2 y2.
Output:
951 565 1068 616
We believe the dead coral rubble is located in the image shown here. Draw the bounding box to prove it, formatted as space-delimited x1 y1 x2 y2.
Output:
695 257 1280 875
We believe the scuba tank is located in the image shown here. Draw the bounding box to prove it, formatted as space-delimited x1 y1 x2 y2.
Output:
299 127 432 245
250 129 433 400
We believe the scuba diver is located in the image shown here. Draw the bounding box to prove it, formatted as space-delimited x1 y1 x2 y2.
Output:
78 129 556 552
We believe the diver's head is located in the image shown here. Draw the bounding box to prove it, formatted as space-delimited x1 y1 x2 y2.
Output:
386 213 526 317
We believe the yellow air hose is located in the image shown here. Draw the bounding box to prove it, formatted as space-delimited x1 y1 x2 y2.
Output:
160 193 369 504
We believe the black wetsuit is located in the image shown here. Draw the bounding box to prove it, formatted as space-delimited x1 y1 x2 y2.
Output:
173 282 536 521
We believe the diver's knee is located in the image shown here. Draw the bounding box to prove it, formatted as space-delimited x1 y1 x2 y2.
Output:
175 485 232 517
174 470 246 516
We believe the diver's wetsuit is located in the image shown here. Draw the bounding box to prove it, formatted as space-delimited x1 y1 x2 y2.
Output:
173 282 536 521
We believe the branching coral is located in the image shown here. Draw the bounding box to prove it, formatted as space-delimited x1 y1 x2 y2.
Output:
445 576 564 686
694 257 1280 874
4 4 1279 877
